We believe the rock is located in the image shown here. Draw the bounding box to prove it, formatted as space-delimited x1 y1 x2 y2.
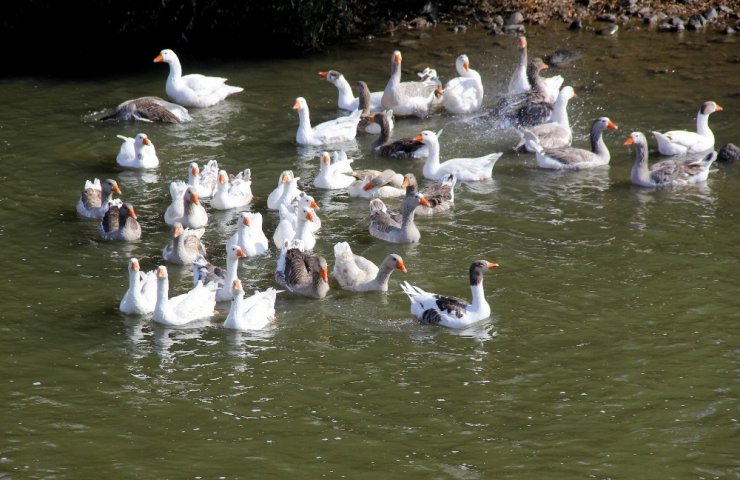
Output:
598 14 617 23
703 7 718 22
570 19 584 30
452 25 467 33
503 23 525 34
717 143 740 163
637 7 651 17
493 15 504 27
506 11 524 25
725 26 736 34
596 24 619 35
687 14 706 30
645 15 659 25
409 17 431 29
544 49 582 67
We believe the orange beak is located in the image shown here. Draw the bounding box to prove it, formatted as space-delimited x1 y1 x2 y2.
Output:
132 260 140 271
518 37 527 48
191 165 199 176
292 100 301 110
363 182 375 191
153 53 163 63
463 60 470 71
157 266 166 278
242 216 250 226
232 279 241 290
624 136 634 145
173 224 182 237
318 71 329 78
607 120 618 130
396 259 407 272
219 173 227 184
310 200 319 210
112 183 122 194
716 104 723 111
306 210 315 222
142 137 151 146
542 62 549 69
128 206 137 219
235 247 246 258
394 52 402 64
321 153 330 165
418 196 430 207
190 192 200 204
320 267 328 282
486 261 499 270
281 174 289 183
402 177 410 187
413 133 423 142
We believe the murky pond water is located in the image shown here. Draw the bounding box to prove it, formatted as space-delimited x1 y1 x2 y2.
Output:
0 23 738 478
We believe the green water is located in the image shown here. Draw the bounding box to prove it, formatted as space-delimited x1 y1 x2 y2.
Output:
0 24 738 478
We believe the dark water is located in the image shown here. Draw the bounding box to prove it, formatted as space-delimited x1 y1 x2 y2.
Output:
0 24 738 478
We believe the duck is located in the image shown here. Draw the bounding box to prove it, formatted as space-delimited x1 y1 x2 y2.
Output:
152 265 218 326
210 169 253 210
381 50 444 118
401 260 498 328
415 130 501 181
98 203 141 241
652 101 723 156
625 131 718 188
119 257 158 315
76 178 122 219
514 86 576 153
275 243 330 299
162 222 206 265
153 49 243 108
116 133 159 169
267 170 295 210
192 245 246 303
526 116 618 170
99 96 192 123
402 173 456 215
332 241 407 292
223 279 280 331
442 54 484 114
508 36 564 104
368 112 428 159
313 151 355 189
319 70 383 112
226 211 269 257
347 168 406 198
272 205 319 251
293 96 361 146
369 191 430 244
164 180 188 226
187 160 219 199
355 81 394 135
490 57 554 128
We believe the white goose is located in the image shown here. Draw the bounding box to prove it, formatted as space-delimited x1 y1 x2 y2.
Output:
382 50 443 118
347 169 406 198
119 258 157 315
193 245 246 303
332 242 407 292
162 222 206 265
224 279 280 331
526 116 618 170
210 169 253 210
652 101 723 156
272 205 319 251
293 96 361 146
415 130 501 181
153 49 243 108
187 160 219 199
515 86 576 152
164 180 188 226
226 211 269 257
313 151 355 190
401 260 498 328
76 178 122 219
442 54 484 114
116 133 159 169
152 265 218 326
267 170 295 210
319 70 383 112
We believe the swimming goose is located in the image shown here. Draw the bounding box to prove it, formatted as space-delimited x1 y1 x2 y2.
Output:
381 50 443 118
268 173 303 211
401 260 498 328
442 54 484 114
192 245 246 302
625 131 717 187
319 70 383 112
153 265 218 326
527 116 618 170
402 173 456 215
273 205 319 251
226 211 269 257
332 241 407 292
116 133 159 169
293 96 361 146
492 57 554 127
515 86 576 153
355 81 394 134
369 112 428 159
162 222 206 265
267 170 295 210
369 191 430 244
119 257 158 315
508 36 564 104
100 96 192 123
415 130 501 181
313 151 355 189
181 187 208 229
164 180 188 226
224 279 280 331
652 101 723 156
275 243 330 299
347 168 406 198
210 169 253 210
76 178 122 219
187 160 219 199
99 203 141 241
153 49 243 108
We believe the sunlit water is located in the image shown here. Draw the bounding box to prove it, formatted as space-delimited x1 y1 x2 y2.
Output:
0 24 738 478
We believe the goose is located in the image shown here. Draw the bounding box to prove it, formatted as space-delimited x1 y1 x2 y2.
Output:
355 81 394 134
508 36 563 103
491 57 554 127
162 222 206 265
187 160 219 199
116 133 159 169
442 54 484 114
368 112 428 159
192 245 247 302
223 279 280 331
100 96 192 123
293 96 361 146
164 180 188 226
313 151 355 189
625 131 717 187
652 101 723 156
526 116 618 170
415 130 501 181
332 241 407 292
319 70 383 112
119 258 158 315
275 243 330 299
400 260 498 328
368 192 430 244
98 203 141 241
180 187 208 229
153 49 243 108
267 170 295 210
210 169 253 210
347 168 406 198
272 205 319 251
152 265 218 326
76 178 122 219
381 50 444 118
515 86 576 153
226 211 269 257
402 173 456 215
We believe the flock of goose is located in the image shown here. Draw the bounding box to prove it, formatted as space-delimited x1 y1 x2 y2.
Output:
81 38 724 331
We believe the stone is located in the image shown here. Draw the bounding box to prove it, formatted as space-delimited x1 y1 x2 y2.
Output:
703 7 718 22
506 11 524 25
717 143 740 163
596 24 619 35
503 24 526 34
570 19 584 30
